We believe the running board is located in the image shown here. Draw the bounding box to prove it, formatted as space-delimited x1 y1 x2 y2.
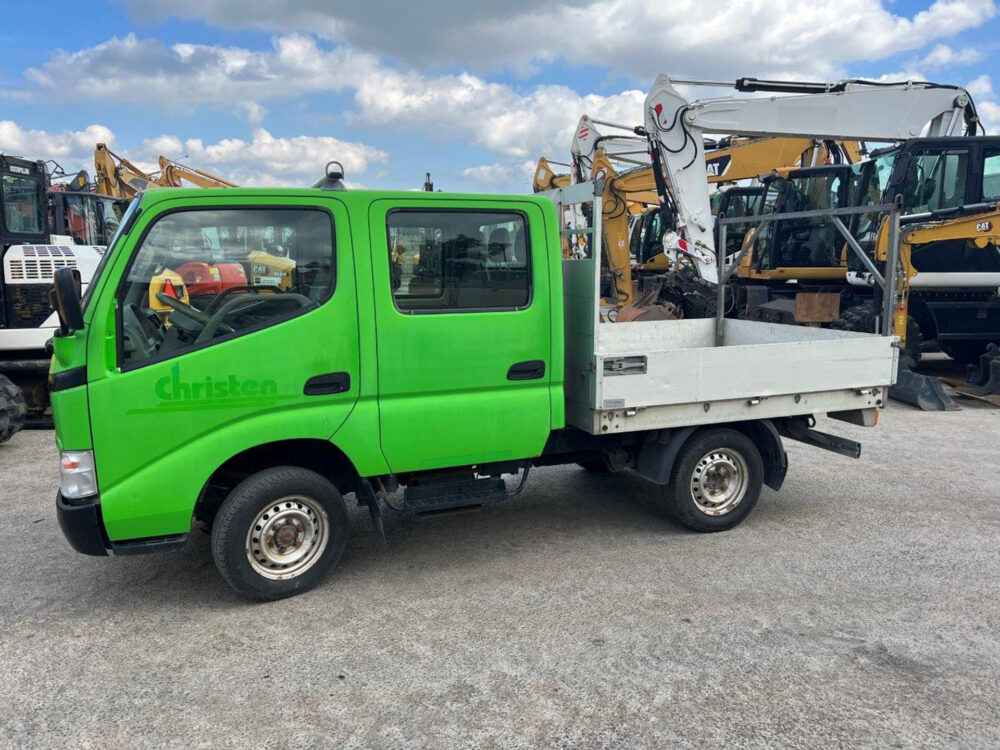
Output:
403 477 508 514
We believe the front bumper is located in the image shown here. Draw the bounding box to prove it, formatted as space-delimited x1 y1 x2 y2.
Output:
56 492 109 556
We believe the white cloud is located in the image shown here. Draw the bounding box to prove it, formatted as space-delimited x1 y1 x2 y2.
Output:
0 121 116 171
15 32 646 166
123 0 997 80
919 43 984 69
459 161 536 190
964 76 1000 133
966 73 993 97
0 121 386 187
22 33 373 115
136 128 388 186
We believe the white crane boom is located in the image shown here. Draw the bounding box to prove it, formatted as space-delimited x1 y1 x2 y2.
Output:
643 73 976 280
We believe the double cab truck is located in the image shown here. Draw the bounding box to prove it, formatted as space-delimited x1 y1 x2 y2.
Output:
49 175 897 600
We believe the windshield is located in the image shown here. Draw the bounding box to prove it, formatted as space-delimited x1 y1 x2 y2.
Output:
82 197 141 310
2 174 44 234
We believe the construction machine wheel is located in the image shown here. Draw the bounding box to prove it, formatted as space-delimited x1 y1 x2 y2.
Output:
0 375 28 445
211 466 349 601
663 428 763 532
940 341 990 365
834 304 923 364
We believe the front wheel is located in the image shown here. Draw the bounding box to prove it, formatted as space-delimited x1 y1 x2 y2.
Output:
664 429 764 532
211 467 349 600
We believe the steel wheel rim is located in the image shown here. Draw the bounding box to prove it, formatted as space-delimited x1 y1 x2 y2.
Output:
246 495 329 580
690 449 749 516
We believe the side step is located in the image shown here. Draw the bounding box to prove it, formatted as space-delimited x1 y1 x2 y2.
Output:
403 477 508 514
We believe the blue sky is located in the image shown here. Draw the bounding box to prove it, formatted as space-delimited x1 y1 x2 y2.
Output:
0 0 997 192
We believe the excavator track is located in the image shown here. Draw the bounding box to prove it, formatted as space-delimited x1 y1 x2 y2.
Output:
0 375 28 444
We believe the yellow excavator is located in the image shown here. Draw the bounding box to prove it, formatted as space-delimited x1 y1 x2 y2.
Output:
544 127 861 306
94 143 238 200
157 155 239 189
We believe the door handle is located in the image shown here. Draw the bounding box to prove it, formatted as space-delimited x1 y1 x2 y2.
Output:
507 359 546 381
304 371 351 395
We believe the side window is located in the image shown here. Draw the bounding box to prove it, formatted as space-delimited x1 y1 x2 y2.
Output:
63 194 100 245
118 208 334 367
387 210 530 312
901 150 969 213
98 197 123 245
982 149 1000 202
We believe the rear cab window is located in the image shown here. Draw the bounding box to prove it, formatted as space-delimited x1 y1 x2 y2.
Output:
386 209 530 312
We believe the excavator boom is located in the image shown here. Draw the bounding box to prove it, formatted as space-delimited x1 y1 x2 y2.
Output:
644 73 976 274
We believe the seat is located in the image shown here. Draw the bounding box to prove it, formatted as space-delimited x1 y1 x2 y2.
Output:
487 228 512 264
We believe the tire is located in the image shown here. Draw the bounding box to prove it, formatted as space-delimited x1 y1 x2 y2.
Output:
835 304 923 365
664 428 764 532
211 466 349 601
0 375 27 445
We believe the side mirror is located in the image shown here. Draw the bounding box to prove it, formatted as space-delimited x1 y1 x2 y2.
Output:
50 267 84 334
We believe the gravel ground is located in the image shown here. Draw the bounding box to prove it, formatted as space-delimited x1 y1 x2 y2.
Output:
1 386 998 748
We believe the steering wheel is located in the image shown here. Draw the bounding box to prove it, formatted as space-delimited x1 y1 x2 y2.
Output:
156 291 214 326
156 290 238 338
194 292 313 344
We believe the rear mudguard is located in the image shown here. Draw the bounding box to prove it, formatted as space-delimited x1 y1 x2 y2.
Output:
633 420 788 491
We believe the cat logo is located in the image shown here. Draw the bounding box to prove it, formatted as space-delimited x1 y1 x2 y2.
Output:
976 221 993 232
705 155 731 178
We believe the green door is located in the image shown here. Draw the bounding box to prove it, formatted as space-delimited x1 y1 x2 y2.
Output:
370 199 553 473
85 195 359 541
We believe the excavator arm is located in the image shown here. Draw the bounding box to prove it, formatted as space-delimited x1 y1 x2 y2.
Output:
94 143 158 200
644 74 976 282
157 156 239 189
532 157 571 193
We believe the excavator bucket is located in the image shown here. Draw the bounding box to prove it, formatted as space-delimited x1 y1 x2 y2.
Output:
889 360 960 411
968 344 1000 390
939 344 1000 405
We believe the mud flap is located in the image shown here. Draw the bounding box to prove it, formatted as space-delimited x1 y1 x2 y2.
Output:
889 363 959 411
356 480 387 545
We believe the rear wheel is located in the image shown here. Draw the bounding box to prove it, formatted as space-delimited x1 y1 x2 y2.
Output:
665 429 763 532
211 466 349 601
0 375 27 445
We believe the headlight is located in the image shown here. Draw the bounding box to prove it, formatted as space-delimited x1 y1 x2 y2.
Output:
60 450 98 500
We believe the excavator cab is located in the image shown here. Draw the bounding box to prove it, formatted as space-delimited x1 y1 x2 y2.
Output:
750 165 852 273
713 186 764 260
0 156 49 247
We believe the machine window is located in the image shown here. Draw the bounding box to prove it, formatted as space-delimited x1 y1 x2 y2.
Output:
900 150 969 213
2 174 44 234
387 210 530 312
982 150 1000 202
62 194 100 245
118 208 334 367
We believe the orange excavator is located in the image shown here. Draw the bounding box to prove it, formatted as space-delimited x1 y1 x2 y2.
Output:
94 144 237 200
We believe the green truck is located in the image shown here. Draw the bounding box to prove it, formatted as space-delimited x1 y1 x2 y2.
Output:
50 174 897 600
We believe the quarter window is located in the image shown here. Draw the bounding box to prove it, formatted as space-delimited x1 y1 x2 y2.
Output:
982 150 1000 202
900 150 969 213
387 210 530 312
118 208 334 367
